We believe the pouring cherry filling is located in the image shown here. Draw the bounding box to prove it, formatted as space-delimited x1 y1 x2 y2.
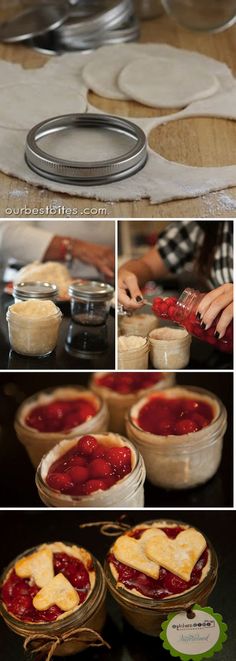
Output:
25 398 98 433
95 372 164 394
109 527 209 600
1 552 92 623
152 296 233 353
136 395 214 435
46 435 132 496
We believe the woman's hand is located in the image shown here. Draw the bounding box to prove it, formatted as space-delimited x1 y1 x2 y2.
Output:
196 283 233 338
74 240 114 278
118 269 144 310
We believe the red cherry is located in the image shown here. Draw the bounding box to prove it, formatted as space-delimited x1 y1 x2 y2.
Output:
69 567 89 589
191 413 209 428
11 595 32 617
106 446 131 470
41 605 63 622
77 435 98 455
175 419 199 435
46 472 74 492
66 455 87 468
83 479 107 495
89 458 111 479
163 573 188 594
67 466 89 484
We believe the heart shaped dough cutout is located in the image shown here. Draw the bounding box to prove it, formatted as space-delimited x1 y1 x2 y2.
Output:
15 548 54 588
146 528 207 582
33 572 79 612
113 535 160 579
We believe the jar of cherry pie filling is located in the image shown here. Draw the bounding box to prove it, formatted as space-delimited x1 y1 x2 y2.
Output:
0 542 107 657
90 371 175 434
118 336 149 369
152 288 233 353
36 433 145 508
14 386 109 469
104 520 218 637
126 386 227 489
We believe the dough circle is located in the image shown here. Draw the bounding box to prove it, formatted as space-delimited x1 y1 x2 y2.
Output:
82 45 144 100
0 82 87 130
118 56 219 108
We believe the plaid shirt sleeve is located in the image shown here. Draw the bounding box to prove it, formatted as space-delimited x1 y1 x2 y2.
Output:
157 220 204 275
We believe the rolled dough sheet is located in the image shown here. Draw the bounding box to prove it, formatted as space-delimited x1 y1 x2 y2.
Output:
118 56 219 108
0 82 87 130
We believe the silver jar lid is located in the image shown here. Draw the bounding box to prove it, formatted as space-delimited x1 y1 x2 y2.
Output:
57 0 134 40
13 281 59 300
0 2 69 43
68 280 114 301
59 14 140 49
25 113 147 185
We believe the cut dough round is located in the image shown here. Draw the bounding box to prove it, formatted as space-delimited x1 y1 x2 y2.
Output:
118 56 219 108
82 45 144 100
0 82 87 130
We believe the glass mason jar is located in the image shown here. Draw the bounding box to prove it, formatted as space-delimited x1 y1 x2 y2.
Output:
36 433 146 508
90 371 175 434
149 327 192 369
13 282 58 304
126 386 227 489
118 336 149 370
0 545 107 657
14 387 109 468
104 519 218 636
6 301 62 357
119 313 159 338
161 0 236 33
68 280 114 326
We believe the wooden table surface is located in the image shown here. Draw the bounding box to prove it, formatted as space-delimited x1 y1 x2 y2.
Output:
0 9 236 218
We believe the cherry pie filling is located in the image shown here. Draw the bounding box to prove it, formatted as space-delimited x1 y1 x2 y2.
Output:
109 526 209 600
136 395 214 436
94 372 164 394
45 435 132 496
1 552 92 623
152 296 233 353
25 398 98 433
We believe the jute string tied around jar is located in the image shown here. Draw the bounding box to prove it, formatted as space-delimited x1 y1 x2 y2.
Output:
80 518 131 537
24 627 111 661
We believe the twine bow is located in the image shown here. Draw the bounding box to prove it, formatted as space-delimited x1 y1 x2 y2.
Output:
80 517 131 537
24 627 111 661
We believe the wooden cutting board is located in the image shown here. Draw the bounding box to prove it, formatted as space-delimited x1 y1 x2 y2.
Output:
0 9 235 218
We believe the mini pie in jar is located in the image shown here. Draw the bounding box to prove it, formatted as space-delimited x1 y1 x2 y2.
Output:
119 313 159 338
6 299 62 357
126 386 227 489
14 386 109 468
105 520 218 636
118 336 149 370
36 432 146 508
0 542 107 656
149 327 192 370
90 371 175 434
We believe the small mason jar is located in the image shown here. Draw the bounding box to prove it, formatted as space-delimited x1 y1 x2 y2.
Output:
0 545 107 657
126 386 227 489
119 313 159 338
13 281 58 304
36 433 146 508
90 371 175 434
14 386 109 468
118 336 149 370
161 0 236 32
104 519 218 636
68 280 114 326
149 327 192 369
6 300 62 358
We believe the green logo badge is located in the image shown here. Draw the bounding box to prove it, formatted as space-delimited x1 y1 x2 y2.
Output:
160 604 227 660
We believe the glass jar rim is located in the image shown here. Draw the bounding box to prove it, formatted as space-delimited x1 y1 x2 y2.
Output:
148 330 191 345
126 386 226 446
36 433 142 506
118 337 149 354
104 518 218 612
15 386 104 432
7 305 62 322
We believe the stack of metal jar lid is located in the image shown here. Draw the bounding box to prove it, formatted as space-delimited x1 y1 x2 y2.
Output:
0 0 140 53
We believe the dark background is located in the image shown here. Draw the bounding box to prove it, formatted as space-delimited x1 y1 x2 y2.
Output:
0 509 235 661
0 371 233 508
